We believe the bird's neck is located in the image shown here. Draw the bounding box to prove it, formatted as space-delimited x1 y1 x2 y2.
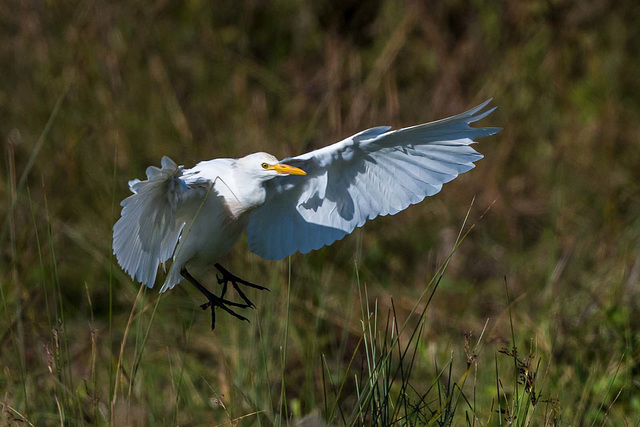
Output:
222 177 267 218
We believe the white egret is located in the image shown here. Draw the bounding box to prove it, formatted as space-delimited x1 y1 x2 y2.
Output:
113 100 499 328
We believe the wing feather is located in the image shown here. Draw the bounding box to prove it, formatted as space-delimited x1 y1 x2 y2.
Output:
112 156 208 287
373 160 422 206
384 157 438 200
248 100 500 260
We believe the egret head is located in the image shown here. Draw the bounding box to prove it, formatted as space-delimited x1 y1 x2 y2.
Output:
237 152 307 181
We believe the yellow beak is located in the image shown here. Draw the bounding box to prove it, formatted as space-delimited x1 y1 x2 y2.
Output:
271 163 307 175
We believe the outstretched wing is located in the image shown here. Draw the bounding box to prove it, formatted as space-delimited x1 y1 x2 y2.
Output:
112 156 209 287
247 99 500 260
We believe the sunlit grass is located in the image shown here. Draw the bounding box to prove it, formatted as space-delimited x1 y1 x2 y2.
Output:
1 178 631 425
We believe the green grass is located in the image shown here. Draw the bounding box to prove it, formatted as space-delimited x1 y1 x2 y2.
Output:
2 0 640 424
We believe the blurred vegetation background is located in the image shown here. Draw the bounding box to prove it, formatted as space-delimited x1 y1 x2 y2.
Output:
1 0 640 424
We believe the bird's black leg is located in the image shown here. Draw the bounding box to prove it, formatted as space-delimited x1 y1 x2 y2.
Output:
180 267 249 330
214 263 269 309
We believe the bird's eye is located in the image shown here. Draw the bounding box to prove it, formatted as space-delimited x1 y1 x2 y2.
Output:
261 163 269 169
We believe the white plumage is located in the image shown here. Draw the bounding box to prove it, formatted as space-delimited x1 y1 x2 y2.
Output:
113 100 499 294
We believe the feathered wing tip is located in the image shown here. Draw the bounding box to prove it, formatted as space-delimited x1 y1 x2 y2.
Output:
464 99 501 137
441 98 501 135
160 260 185 293
427 98 497 128
112 157 184 288
374 99 500 149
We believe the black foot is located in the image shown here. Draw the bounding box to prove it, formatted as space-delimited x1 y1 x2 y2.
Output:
181 268 250 330
214 263 269 309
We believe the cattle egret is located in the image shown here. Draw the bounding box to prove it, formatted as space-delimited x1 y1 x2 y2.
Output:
113 100 499 329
